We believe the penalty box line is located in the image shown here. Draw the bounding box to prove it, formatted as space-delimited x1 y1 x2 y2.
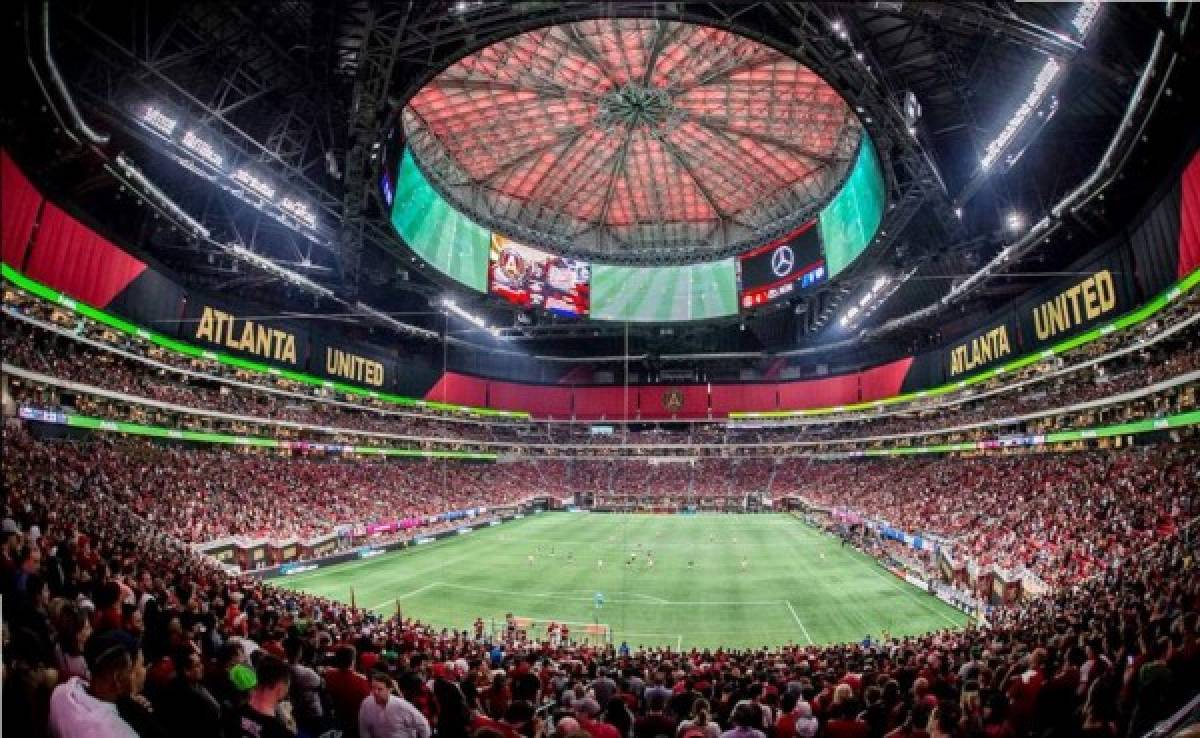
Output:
784 600 815 645
433 582 786 606
371 582 810 616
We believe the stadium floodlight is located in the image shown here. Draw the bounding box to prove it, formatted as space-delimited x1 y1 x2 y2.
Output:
112 154 210 239
1005 211 1025 232
442 299 488 329
354 301 439 340
231 168 276 201
1072 0 1102 37
181 130 224 170
224 243 334 299
280 197 318 230
141 106 178 137
980 58 1061 171
451 0 483 15
836 272 909 331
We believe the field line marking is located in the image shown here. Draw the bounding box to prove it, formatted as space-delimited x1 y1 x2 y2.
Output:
438 582 781 606
622 632 684 651
796 519 963 629
512 616 607 627
784 600 815 645
859 562 964 628
544 589 668 603
366 582 441 611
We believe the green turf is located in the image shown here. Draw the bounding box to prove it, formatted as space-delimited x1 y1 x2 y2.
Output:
279 513 969 650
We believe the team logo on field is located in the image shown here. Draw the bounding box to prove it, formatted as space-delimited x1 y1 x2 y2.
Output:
662 389 684 412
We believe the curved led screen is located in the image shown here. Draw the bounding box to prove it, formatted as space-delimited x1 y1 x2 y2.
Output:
819 135 886 278
591 260 738 322
387 134 885 321
391 147 489 292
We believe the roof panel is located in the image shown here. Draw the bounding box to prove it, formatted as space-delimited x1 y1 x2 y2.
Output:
404 19 861 263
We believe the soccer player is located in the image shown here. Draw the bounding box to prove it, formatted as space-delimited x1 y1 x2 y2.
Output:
597 559 604 569
527 554 534 567
741 557 748 570
687 560 694 570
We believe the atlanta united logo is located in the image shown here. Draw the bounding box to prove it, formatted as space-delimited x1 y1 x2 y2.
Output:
498 247 527 280
662 389 684 412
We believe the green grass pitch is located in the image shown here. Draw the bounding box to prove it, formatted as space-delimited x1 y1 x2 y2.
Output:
280 513 970 650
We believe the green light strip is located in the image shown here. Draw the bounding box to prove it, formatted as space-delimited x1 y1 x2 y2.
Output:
733 268 1200 419
40 407 1200 460
1 264 529 420
5 261 1196 425
57 411 498 460
852 410 1200 457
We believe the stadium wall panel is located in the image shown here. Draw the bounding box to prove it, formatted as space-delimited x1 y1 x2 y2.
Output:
490 381 572 417
25 203 147 308
1177 150 1200 278
710 384 778 415
571 386 638 420
104 266 187 335
1126 149 1197 295
859 357 915 402
899 352 944 395
424 373 488 407
1012 247 1137 353
638 385 710 419
178 292 313 371
940 311 1021 382
775 374 859 410
1 150 43 269
309 330 404 391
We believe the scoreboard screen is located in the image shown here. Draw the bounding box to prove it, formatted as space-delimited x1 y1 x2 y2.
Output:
488 235 590 318
738 221 826 308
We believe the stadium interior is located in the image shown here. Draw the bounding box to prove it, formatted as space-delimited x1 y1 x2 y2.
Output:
1 2 1198 738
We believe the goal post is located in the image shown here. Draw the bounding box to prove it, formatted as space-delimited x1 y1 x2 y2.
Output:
582 623 612 645
491 617 612 645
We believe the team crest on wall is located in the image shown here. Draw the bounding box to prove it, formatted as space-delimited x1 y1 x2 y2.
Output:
662 389 684 412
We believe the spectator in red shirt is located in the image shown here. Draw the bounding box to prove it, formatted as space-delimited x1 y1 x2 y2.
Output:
325 645 371 738
825 700 870 738
577 698 620 738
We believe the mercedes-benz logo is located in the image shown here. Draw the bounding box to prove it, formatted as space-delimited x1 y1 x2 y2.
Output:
771 245 795 278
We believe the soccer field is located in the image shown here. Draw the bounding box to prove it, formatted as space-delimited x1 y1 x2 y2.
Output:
280 513 969 650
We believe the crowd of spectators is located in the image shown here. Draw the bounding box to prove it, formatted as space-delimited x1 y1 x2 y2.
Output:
4 288 1199 453
2 422 1197 738
773 446 1199 587
4 419 1194 592
0 430 540 544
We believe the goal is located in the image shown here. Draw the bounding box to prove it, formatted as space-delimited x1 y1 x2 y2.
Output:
492 617 611 645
